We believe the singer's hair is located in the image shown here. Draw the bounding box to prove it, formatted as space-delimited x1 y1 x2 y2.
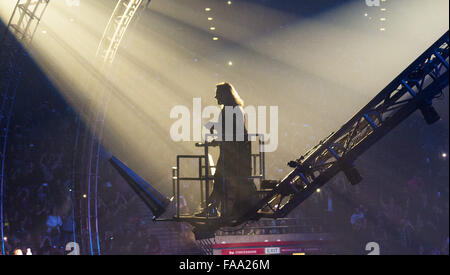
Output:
216 82 244 107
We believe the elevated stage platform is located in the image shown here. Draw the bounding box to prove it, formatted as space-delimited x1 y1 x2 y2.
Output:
109 30 449 242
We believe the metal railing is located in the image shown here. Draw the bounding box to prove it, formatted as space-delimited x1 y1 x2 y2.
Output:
172 134 266 219
216 218 328 236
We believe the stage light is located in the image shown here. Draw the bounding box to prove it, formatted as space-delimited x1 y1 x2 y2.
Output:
227 1 232 5
208 17 213 21
14 249 23 255
210 27 216 31
316 188 321 193
205 8 211 12
213 37 219 41
109 156 170 219
26 248 32 255
228 61 233 66
82 194 87 198
3 237 6 242
442 153 447 159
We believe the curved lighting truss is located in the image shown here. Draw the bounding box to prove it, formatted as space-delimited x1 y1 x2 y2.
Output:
73 0 147 255
96 0 144 65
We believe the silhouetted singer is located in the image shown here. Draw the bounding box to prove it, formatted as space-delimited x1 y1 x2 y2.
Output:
196 82 257 219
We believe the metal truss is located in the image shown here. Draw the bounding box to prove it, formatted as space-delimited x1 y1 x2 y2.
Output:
2 0 50 47
0 0 49 120
96 0 144 65
0 0 50 255
240 31 449 223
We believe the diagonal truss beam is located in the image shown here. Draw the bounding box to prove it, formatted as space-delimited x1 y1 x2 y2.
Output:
241 31 449 222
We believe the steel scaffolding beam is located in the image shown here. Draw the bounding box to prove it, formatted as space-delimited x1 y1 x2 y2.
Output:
241 31 449 222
